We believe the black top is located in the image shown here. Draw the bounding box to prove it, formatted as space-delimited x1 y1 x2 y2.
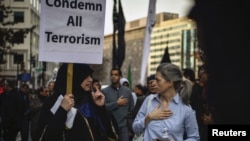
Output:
34 95 118 141
34 63 119 141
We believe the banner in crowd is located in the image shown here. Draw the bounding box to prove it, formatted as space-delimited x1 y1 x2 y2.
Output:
140 0 156 84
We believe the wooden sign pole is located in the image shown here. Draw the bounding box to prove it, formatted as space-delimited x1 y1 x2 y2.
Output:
66 63 73 94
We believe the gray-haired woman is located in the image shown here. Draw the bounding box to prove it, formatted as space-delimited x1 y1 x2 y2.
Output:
133 63 200 141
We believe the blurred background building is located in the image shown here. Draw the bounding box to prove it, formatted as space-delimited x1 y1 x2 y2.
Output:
1 0 201 89
103 12 202 86
0 0 59 89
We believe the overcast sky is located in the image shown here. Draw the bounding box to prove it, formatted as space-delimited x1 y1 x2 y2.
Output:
104 0 195 35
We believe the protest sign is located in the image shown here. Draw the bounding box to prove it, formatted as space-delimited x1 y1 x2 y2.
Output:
39 0 106 64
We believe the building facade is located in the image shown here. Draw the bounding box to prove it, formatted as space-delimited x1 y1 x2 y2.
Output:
0 0 58 89
149 16 201 76
103 12 201 87
0 0 40 86
104 13 181 86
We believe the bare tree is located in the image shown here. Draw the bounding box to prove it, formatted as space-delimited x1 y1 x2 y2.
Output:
0 2 35 63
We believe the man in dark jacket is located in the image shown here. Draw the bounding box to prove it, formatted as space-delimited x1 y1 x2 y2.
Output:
19 83 30 141
1 79 23 141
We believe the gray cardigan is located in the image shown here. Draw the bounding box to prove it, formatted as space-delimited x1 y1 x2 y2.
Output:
102 85 134 128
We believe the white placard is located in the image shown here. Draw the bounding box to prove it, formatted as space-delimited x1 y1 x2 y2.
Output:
39 0 106 64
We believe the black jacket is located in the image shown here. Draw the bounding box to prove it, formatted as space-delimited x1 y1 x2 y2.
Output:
34 94 119 141
127 95 146 134
34 63 119 141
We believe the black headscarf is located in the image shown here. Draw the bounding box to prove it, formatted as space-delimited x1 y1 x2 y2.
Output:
53 63 94 106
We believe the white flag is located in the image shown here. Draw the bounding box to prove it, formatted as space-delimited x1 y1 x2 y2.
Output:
140 0 156 84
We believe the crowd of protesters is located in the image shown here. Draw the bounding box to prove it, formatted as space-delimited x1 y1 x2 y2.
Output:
0 0 250 141
0 77 53 141
0 62 210 141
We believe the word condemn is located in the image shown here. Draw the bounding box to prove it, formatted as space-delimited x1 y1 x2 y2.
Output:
46 0 103 11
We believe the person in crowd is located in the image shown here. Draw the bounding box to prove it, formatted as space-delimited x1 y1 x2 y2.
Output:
182 68 197 84
126 84 146 141
126 74 158 139
182 68 202 109
19 83 31 141
0 78 4 141
34 63 119 141
120 79 145 141
145 74 157 96
0 77 4 96
182 68 200 87
119 78 129 88
133 84 146 98
47 80 55 96
189 64 214 141
132 63 200 141
119 77 137 106
1 79 23 141
29 86 50 140
102 68 134 141
92 78 102 91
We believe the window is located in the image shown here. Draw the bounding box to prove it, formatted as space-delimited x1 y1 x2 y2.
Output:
0 33 3 46
13 30 25 44
14 11 24 23
0 50 4 63
0 11 3 22
13 54 24 64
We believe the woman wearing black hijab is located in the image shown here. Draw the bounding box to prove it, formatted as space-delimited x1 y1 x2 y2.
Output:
34 63 119 141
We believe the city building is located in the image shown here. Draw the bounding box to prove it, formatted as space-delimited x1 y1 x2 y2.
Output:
103 12 201 86
0 0 58 89
149 16 201 76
